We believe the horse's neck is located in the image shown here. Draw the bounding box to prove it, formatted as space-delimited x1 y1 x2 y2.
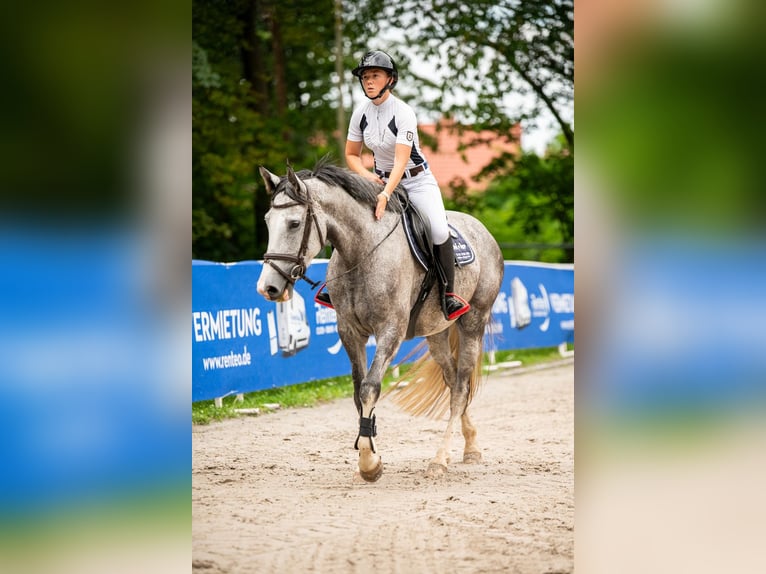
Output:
318 187 418 298
321 191 396 261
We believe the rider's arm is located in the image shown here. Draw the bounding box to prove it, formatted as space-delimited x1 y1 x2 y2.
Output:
382 143 410 198
374 143 410 220
345 140 383 184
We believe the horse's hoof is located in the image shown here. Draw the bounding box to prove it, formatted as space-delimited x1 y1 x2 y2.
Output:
359 459 384 482
425 462 448 478
463 451 482 464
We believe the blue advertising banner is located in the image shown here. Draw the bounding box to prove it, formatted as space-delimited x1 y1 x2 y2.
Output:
487 261 575 352
192 259 573 403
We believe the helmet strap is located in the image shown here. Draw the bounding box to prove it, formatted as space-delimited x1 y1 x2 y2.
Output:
362 78 393 101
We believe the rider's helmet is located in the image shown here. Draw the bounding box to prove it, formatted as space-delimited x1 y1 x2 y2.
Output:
351 50 399 95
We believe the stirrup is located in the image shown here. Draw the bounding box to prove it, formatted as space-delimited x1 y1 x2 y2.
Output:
444 293 470 321
314 283 334 309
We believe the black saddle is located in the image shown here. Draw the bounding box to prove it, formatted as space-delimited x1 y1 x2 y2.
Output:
401 204 475 270
397 198 476 339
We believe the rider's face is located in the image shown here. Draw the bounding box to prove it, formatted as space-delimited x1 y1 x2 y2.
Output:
360 68 391 95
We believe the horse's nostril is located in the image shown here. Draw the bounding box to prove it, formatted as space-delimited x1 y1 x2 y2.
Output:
266 285 279 297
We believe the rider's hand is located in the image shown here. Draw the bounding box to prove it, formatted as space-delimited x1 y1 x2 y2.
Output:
375 193 388 220
364 172 384 185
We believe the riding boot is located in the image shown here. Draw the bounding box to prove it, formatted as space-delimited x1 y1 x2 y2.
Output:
433 239 471 321
314 284 334 309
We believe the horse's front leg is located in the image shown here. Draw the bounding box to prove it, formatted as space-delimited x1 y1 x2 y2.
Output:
355 330 405 482
336 325 379 480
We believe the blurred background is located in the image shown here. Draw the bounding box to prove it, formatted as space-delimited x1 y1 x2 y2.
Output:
576 0 766 571
2 1 574 572
0 1 189 573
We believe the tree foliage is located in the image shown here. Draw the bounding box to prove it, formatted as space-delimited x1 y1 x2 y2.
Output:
192 0 573 262
446 137 573 263
193 0 343 261
372 0 573 149
378 0 574 262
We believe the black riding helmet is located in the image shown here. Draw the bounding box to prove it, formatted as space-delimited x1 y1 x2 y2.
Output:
352 50 398 100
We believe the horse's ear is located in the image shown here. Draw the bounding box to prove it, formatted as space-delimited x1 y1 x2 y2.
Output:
259 166 281 195
286 166 308 197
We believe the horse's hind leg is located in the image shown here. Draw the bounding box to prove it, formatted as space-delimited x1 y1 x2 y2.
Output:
416 324 484 477
422 330 461 476
426 323 485 476
427 410 461 477
427 389 474 477
461 410 482 464
457 321 486 464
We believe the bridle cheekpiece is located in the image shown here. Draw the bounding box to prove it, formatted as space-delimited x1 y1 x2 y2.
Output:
262 175 325 290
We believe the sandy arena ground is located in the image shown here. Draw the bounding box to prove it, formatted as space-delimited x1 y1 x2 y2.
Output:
192 361 573 573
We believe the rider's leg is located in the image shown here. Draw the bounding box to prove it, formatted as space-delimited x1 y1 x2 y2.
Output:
433 239 471 321
404 176 470 321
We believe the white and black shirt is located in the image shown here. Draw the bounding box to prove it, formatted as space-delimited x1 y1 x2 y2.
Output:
347 95 427 174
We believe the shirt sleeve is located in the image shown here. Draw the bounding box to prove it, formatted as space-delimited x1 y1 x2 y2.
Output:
395 103 418 147
347 107 364 142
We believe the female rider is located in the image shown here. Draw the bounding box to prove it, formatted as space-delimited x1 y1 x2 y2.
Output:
317 49 470 321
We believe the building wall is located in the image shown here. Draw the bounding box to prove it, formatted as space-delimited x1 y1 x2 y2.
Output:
362 119 521 194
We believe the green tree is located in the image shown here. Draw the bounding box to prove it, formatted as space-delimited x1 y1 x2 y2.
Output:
373 0 573 149
192 0 573 262
193 0 345 261
366 0 573 262
475 138 573 262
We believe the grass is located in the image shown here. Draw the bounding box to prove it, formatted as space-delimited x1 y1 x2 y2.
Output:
192 344 572 425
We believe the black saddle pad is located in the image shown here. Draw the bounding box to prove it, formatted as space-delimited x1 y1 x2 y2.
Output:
402 212 475 271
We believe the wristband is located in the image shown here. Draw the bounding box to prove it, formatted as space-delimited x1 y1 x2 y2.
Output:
379 191 390 201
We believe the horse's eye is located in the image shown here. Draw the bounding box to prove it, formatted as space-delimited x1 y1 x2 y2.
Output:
288 220 301 230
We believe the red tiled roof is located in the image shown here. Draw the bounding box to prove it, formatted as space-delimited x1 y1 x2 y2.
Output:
362 119 521 194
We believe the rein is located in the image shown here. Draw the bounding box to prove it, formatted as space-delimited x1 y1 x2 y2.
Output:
322 192 407 288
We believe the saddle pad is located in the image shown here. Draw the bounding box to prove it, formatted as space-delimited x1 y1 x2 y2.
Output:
450 225 476 266
402 215 475 270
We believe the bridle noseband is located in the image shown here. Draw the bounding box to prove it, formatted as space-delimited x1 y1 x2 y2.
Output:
263 188 325 290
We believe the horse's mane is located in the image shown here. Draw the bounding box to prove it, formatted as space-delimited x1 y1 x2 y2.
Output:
276 157 405 214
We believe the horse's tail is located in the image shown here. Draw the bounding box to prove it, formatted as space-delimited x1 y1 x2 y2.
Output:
388 324 484 419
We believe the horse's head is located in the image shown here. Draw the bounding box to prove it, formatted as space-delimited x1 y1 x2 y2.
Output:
256 166 327 303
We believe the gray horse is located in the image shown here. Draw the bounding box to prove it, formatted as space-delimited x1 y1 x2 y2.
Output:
256 159 504 481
